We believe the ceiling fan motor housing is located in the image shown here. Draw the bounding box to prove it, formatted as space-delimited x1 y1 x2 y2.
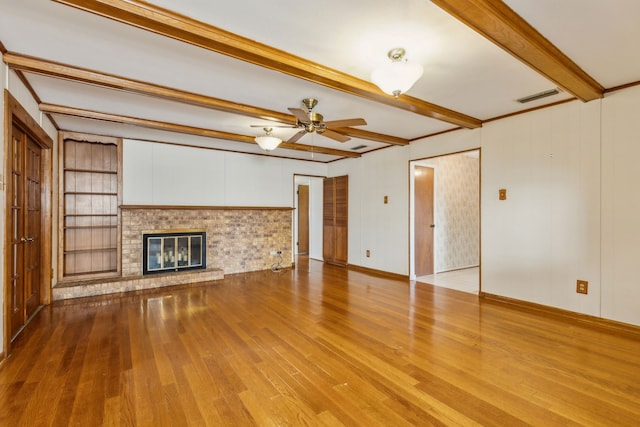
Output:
308 112 323 124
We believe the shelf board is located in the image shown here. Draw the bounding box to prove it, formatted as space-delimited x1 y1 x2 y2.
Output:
63 269 118 277
64 167 117 174
64 248 117 254
64 192 118 196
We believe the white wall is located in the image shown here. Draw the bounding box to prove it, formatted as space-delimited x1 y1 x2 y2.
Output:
481 100 601 316
330 146 410 274
331 92 640 327
601 85 640 325
123 139 327 207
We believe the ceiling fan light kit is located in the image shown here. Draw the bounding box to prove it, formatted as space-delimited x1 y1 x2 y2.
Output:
371 48 424 98
255 128 282 151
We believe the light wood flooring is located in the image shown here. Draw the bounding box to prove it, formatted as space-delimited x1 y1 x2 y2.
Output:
1 258 639 426
416 267 479 294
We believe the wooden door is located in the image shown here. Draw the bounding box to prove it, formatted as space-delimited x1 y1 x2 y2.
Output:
9 124 26 339
322 179 334 262
415 166 434 276
323 176 348 266
24 137 42 318
333 176 348 265
8 124 43 339
297 184 309 254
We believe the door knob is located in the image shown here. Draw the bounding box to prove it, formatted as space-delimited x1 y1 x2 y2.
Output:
20 237 27 243
429 224 435 228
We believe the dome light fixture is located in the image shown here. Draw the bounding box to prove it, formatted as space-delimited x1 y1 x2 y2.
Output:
255 127 282 151
371 48 424 98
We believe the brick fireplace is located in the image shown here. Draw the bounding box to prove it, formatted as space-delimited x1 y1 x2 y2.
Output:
53 205 293 300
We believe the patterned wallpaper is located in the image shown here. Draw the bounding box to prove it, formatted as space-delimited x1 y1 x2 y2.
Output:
425 152 480 272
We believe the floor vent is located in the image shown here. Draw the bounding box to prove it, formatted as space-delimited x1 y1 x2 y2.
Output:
351 144 368 151
516 88 561 104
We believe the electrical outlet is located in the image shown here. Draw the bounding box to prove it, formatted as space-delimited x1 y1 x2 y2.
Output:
576 280 588 294
366 249 370 258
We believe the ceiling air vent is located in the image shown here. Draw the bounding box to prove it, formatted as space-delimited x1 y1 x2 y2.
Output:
351 144 368 151
516 88 561 104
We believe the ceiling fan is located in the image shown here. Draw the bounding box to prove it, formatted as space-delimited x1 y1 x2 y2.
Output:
254 98 367 143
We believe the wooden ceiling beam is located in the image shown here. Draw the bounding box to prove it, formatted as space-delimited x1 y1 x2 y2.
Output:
332 128 409 146
431 0 604 102
4 52 292 123
5 52 408 146
52 0 482 129
39 103 361 158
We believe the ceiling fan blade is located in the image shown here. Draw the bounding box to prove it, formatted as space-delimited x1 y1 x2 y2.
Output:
321 129 350 143
324 118 367 128
288 108 309 123
287 130 307 143
250 124 297 128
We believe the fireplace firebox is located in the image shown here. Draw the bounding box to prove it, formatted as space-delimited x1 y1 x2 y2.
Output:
143 231 206 275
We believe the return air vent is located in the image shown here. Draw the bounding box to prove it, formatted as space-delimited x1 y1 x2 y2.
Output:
351 144 368 151
516 88 561 104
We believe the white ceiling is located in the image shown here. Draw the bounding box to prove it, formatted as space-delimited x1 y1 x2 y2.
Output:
1 0 638 162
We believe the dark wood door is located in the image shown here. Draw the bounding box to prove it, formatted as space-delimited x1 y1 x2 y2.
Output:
297 184 309 254
323 176 348 266
25 137 42 318
322 179 334 262
415 166 434 276
8 124 43 339
333 176 348 265
9 124 26 338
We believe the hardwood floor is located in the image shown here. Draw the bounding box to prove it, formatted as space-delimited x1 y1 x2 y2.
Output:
1 258 639 426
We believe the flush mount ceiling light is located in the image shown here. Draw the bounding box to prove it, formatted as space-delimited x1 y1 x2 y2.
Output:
255 127 282 151
371 47 424 98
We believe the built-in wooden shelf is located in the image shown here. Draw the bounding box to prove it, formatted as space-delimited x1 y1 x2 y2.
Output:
61 138 120 278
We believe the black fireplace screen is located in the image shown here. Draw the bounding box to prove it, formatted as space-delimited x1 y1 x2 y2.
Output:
143 231 206 275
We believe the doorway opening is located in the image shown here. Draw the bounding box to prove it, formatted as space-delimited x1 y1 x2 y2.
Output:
293 175 324 262
409 149 480 293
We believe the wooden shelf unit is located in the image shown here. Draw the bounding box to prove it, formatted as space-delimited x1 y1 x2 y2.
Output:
60 135 122 279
